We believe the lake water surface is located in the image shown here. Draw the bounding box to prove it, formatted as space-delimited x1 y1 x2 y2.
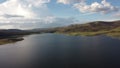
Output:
0 33 120 68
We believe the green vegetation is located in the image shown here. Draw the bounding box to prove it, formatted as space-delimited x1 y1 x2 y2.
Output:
0 39 13 45
0 37 24 45
55 20 120 37
58 30 120 37
107 27 120 37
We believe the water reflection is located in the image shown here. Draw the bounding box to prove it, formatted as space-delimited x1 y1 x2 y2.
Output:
0 34 120 68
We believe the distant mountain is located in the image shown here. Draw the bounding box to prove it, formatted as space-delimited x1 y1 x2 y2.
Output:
29 28 56 33
0 29 29 38
0 29 23 32
55 20 120 37
0 28 56 38
0 20 120 38
56 20 120 32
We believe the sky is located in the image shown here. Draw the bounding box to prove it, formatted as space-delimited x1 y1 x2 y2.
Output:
0 0 120 29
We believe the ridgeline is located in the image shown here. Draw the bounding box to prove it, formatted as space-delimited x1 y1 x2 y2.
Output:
0 20 120 44
56 20 120 37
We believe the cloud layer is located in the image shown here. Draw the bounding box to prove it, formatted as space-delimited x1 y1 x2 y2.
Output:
73 0 119 14
0 0 119 29
0 0 119 18
0 17 77 29
57 0 119 14
114 12 120 17
57 0 85 4
0 0 50 18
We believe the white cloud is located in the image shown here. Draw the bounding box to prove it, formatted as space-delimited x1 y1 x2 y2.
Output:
1 14 24 18
0 17 77 29
23 0 50 7
57 0 85 4
0 25 14 29
0 0 50 19
114 12 120 17
73 0 119 14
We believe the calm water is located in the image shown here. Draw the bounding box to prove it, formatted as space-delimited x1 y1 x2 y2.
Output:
0 33 120 68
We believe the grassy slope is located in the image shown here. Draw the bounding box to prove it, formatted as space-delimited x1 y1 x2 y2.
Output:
67 29 120 37
56 21 120 37
107 27 120 37
0 36 24 45
0 39 15 45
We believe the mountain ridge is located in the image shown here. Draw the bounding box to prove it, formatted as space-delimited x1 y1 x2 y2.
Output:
0 20 120 37
56 20 120 32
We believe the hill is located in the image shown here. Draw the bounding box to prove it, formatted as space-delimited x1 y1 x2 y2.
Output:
0 20 120 45
56 20 120 37
0 20 120 38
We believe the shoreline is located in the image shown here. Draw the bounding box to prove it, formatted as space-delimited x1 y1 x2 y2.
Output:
0 31 120 45
0 37 24 45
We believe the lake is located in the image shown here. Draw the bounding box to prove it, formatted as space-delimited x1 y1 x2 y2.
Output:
0 33 120 68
